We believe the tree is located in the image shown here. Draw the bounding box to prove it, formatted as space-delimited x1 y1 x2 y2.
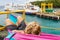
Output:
31 0 60 8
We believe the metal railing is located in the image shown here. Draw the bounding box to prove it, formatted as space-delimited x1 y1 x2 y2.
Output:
0 10 25 31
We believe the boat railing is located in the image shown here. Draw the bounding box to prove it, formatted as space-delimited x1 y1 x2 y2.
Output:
0 10 25 31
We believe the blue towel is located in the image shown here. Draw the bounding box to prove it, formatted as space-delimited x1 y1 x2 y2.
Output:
9 14 17 24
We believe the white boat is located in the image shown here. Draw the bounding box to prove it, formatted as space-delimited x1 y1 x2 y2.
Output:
25 5 40 14
4 3 40 14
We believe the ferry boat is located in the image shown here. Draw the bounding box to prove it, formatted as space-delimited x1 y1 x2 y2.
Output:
4 3 40 15
25 5 40 15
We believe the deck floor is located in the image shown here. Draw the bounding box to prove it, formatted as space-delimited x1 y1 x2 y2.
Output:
0 30 8 40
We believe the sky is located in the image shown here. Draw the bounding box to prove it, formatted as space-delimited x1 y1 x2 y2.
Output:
0 0 42 5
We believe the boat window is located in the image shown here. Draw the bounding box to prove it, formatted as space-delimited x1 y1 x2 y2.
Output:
30 6 34 7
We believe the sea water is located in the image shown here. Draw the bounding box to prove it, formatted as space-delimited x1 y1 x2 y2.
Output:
0 13 60 35
13 14 60 35
0 7 60 35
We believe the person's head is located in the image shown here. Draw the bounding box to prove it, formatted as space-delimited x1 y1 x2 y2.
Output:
24 22 41 35
24 22 33 34
31 22 41 35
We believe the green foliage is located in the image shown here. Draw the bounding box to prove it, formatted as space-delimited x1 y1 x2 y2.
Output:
31 0 60 8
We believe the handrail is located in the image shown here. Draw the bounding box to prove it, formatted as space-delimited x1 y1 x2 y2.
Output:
0 10 25 19
41 26 60 30
0 10 26 31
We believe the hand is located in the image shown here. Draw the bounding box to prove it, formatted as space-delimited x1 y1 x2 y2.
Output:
6 19 14 26
17 16 23 25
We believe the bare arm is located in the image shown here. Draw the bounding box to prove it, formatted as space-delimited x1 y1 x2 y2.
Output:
12 30 24 34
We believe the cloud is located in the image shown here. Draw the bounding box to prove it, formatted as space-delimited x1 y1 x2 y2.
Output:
26 0 43 3
17 0 42 3
0 0 43 5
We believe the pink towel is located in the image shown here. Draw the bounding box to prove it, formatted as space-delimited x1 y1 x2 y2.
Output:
12 33 60 40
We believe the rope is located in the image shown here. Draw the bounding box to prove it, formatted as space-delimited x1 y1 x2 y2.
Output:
25 21 60 30
41 26 60 30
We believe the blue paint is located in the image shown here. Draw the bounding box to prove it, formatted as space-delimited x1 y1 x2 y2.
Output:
10 38 15 40
6 33 15 39
8 14 17 24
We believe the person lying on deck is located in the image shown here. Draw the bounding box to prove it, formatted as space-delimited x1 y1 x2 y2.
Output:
6 16 41 35
6 16 26 30
12 22 41 35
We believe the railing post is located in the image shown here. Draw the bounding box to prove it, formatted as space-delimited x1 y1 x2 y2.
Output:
22 10 26 21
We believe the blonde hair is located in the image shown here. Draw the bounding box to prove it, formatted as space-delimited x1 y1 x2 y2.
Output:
24 22 33 34
32 23 41 35
24 22 41 35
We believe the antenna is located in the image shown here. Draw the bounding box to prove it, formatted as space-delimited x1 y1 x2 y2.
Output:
12 0 14 8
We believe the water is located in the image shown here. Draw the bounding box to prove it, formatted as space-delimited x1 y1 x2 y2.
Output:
8 14 60 35
25 15 60 35
0 13 60 35
0 7 60 35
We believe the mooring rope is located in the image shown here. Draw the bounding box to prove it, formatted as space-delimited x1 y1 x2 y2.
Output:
41 26 60 30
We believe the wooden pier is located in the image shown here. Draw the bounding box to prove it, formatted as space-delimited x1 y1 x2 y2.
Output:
36 13 60 20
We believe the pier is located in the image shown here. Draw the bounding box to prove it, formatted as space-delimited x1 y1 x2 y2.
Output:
36 13 60 20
